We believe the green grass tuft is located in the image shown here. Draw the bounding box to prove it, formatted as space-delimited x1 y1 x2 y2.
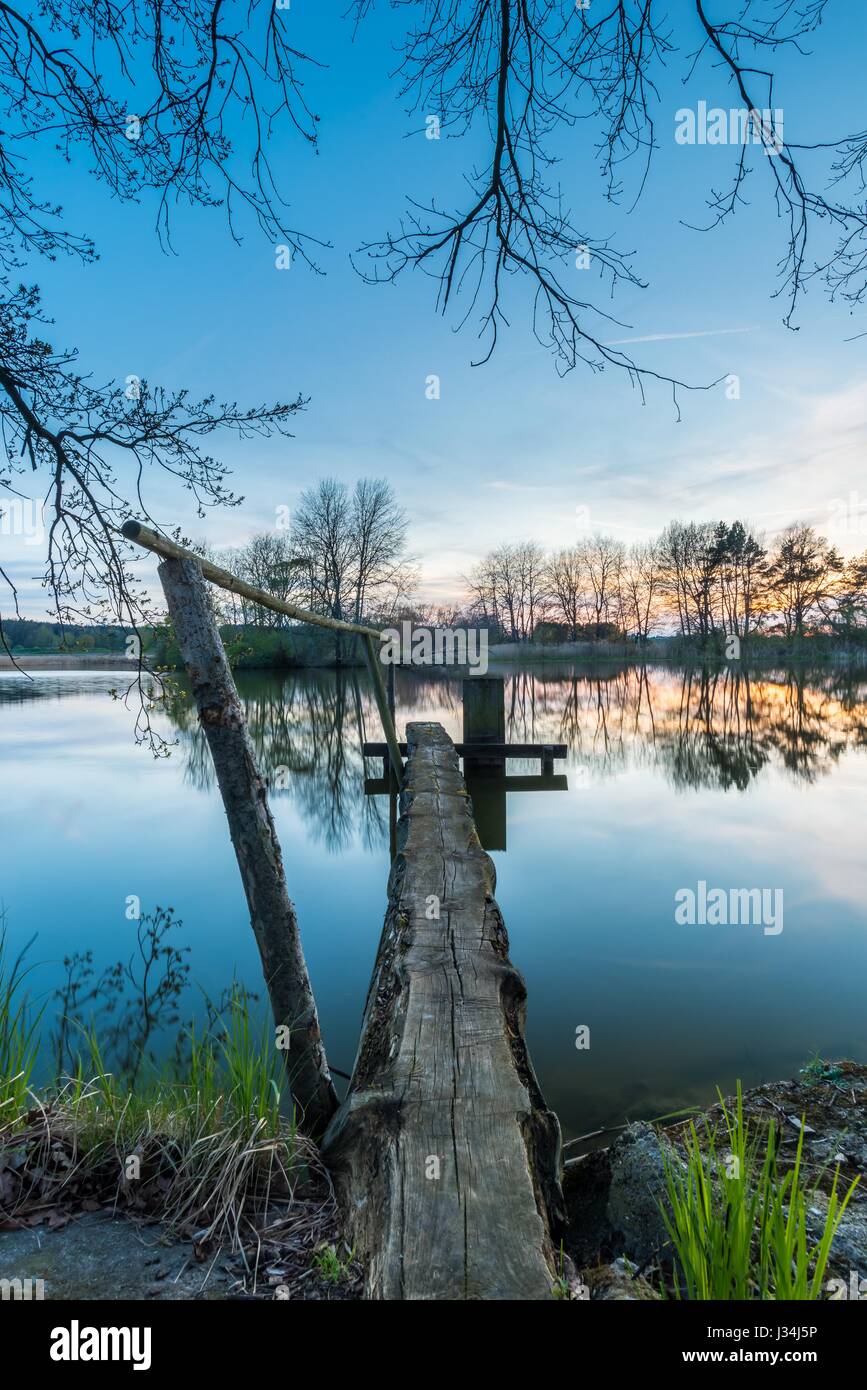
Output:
660 1081 859 1300
0 925 42 1122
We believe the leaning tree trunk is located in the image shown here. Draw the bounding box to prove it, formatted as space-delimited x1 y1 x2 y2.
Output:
158 556 338 1135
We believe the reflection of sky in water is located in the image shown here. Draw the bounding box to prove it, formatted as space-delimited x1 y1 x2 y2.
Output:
2 664 866 1138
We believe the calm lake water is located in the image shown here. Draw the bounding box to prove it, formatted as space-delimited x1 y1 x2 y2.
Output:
2 662 866 1139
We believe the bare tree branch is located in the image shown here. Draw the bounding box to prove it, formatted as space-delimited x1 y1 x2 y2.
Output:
355 0 867 378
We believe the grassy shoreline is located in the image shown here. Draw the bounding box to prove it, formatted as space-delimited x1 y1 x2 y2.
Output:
6 637 866 674
3 928 863 1300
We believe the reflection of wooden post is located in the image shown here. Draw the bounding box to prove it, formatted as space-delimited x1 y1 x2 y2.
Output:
464 771 507 852
158 555 338 1136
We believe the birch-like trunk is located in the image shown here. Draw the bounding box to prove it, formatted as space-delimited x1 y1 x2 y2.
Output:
158 555 338 1134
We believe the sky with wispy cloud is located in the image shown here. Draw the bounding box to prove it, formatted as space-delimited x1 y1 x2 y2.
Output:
4 1 867 616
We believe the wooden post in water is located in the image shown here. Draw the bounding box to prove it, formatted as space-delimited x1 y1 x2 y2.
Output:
157 555 338 1135
462 676 507 850
462 675 506 764
322 722 564 1299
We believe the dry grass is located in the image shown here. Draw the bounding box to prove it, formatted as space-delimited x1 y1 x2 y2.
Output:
1 963 344 1288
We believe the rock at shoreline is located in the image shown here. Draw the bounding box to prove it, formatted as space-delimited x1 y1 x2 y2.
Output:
563 1121 679 1271
584 1256 661 1301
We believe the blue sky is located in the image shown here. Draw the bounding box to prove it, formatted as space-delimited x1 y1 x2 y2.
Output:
5 1 867 615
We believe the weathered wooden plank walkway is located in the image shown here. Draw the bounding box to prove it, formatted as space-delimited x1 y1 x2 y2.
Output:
322 722 564 1300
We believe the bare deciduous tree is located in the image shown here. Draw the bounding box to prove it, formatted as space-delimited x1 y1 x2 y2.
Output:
547 545 586 641
621 540 664 644
291 476 411 654
585 535 625 631
350 478 411 622
223 533 306 628
467 540 547 641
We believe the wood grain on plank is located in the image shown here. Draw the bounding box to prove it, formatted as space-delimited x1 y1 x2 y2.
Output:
323 721 564 1299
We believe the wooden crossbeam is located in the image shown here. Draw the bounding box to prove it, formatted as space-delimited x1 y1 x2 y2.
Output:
362 741 566 759
364 773 568 795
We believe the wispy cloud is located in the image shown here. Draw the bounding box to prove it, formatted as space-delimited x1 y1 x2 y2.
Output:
605 326 761 347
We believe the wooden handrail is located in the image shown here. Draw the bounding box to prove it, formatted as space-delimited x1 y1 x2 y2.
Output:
122 518 405 782
121 520 381 638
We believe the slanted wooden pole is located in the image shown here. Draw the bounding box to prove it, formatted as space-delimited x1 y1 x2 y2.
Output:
386 660 396 725
158 555 338 1135
121 518 405 786
386 659 398 857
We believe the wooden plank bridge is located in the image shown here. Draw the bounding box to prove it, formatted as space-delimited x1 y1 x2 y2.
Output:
121 520 568 1300
323 722 564 1298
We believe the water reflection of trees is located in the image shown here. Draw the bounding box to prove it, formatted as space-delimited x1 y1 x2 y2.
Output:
0 674 131 705
157 663 867 846
494 664 867 790
167 670 389 853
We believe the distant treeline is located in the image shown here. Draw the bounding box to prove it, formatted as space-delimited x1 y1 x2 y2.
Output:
3 619 129 654
149 623 363 670
458 521 867 649
197 510 867 657
10 514 867 667
3 617 355 669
